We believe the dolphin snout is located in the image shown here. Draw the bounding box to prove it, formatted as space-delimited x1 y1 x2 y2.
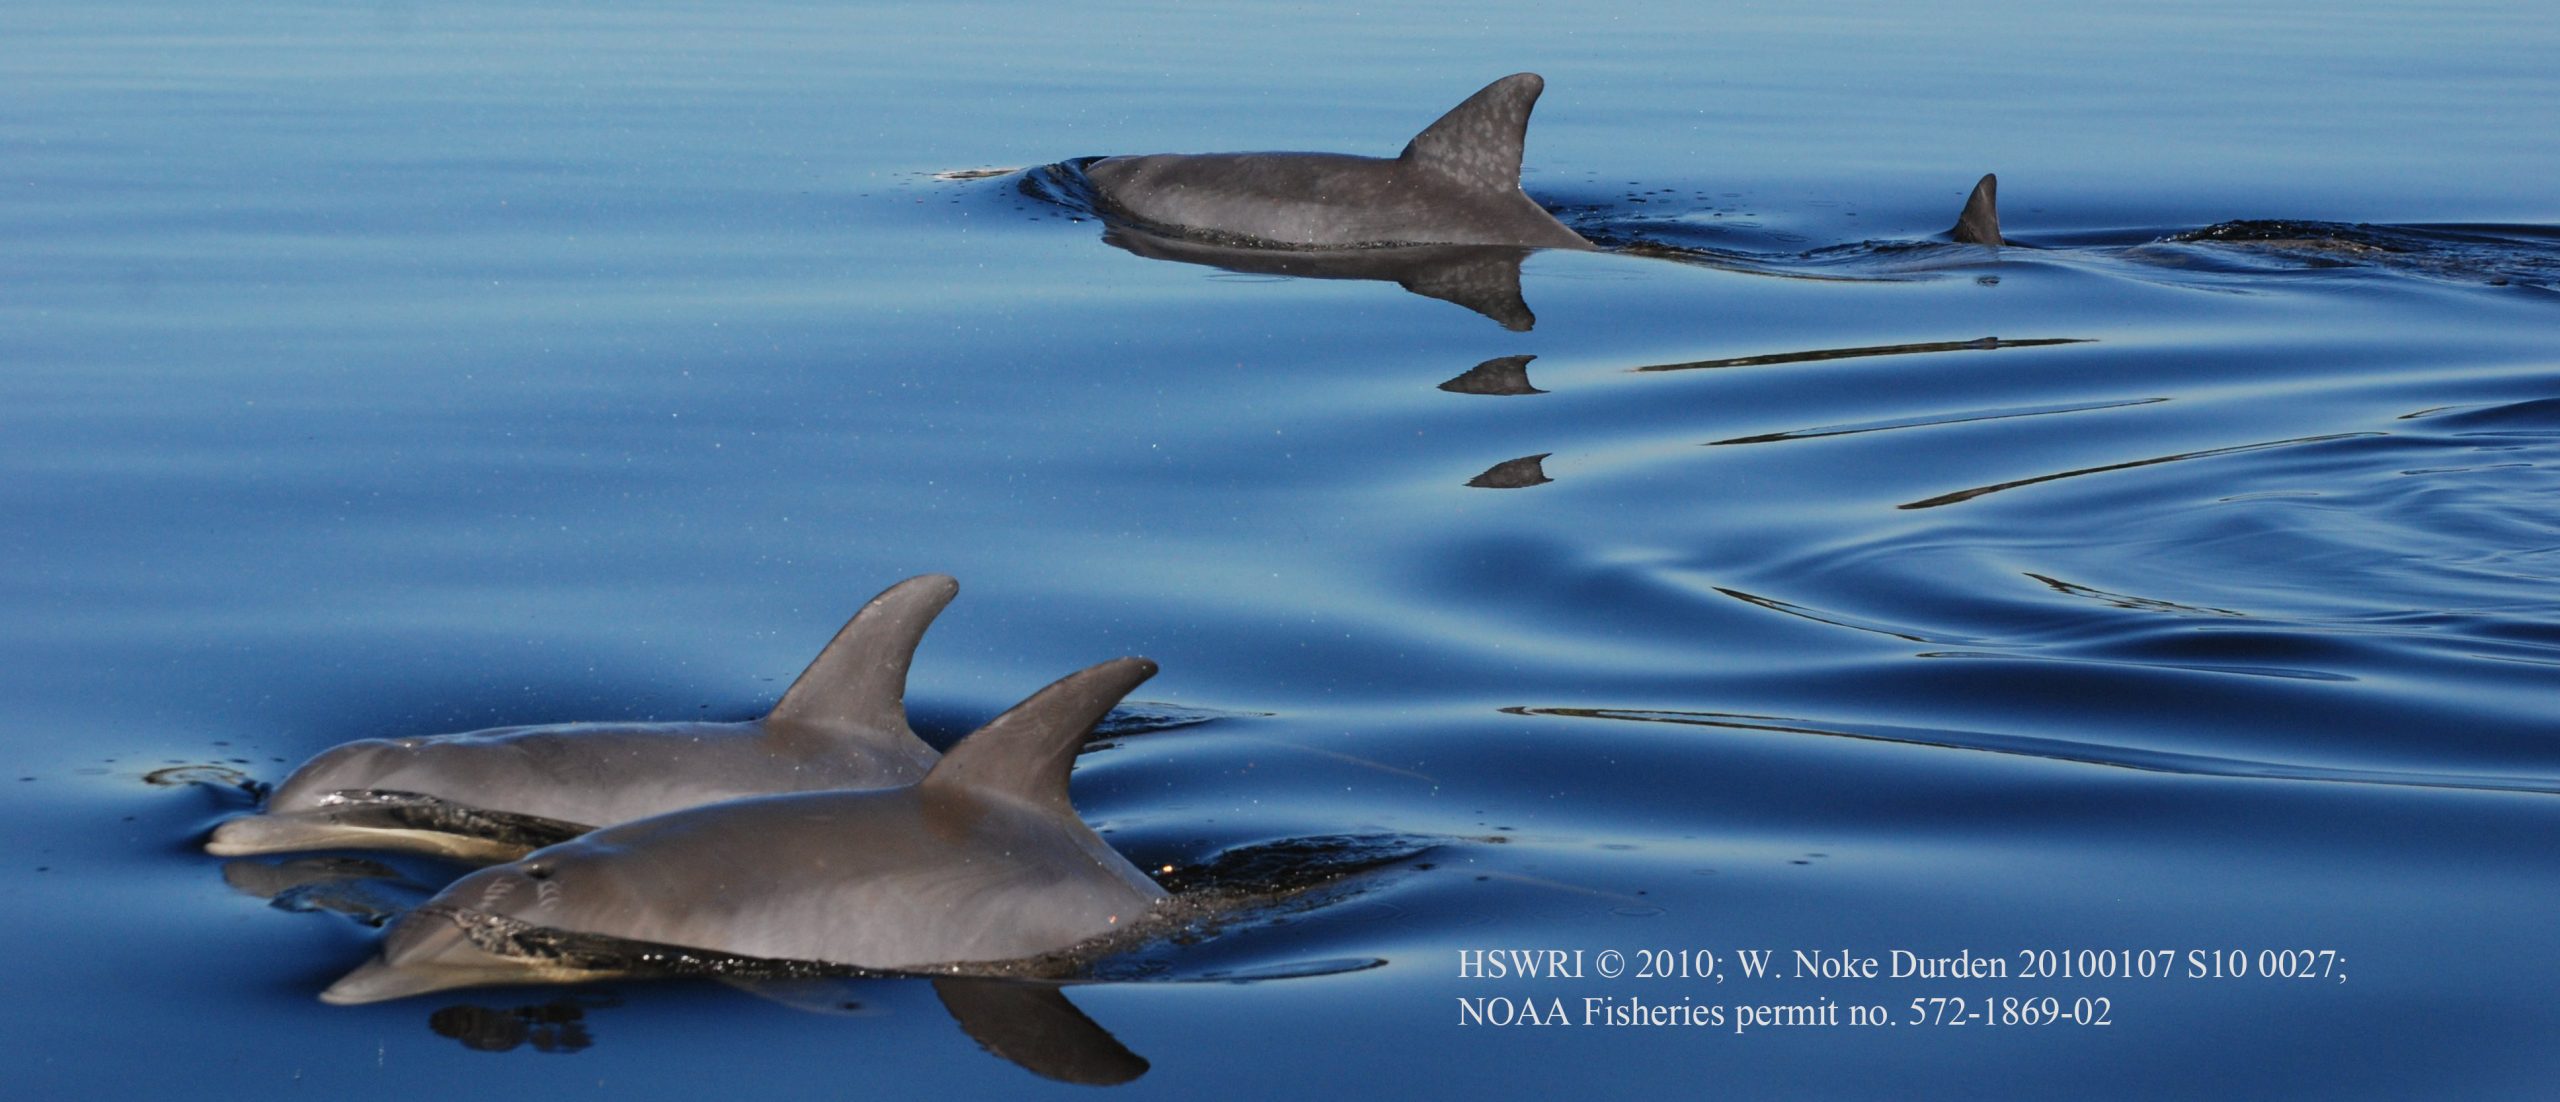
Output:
204 813 316 857
322 912 539 1005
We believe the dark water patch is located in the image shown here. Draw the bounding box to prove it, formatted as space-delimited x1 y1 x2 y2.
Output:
428 993 611 1054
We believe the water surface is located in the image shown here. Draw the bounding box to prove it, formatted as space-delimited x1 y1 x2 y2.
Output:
7 2 2559 1096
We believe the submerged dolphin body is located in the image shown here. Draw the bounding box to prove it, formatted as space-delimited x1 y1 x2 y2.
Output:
1084 73 1594 251
206 575 958 863
321 657 1167 1004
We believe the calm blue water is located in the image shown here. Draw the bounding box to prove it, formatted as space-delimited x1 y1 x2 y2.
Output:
9 1 2559 1096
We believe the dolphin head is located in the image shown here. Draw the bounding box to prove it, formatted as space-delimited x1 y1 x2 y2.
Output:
205 732 573 863
320 857 631 1005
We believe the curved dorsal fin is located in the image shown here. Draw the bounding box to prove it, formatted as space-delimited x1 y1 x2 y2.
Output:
922 658 1157 811
1950 173 2002 246
765 574 957 744
1400 73 1546 194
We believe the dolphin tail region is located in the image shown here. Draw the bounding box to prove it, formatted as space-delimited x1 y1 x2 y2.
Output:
765 574 958 747
1950 173 2003 246
922 658 1158 813
1400 73 1547 193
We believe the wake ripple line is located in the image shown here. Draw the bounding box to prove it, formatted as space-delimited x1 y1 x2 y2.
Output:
1503 706 2560 797
1900 432 2383 509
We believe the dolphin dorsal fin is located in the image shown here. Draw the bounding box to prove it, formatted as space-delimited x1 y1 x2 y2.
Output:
1950 173 2002 246
1399 73 1547 193
922 658 1157 811
765 574 957 747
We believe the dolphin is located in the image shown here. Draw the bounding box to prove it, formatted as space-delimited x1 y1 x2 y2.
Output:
1084 72 1595 251
205 575 958 863
320 656 1167 1004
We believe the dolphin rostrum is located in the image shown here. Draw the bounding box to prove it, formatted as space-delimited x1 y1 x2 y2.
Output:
320 657 1167 1004
1084 72 1595 251
206 575 958 863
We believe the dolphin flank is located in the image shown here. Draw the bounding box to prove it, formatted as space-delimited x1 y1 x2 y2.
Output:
206 575 958 863
1084 72 1595 251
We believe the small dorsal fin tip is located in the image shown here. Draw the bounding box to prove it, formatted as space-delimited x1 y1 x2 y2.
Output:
765 574 959 746
1399 73 1549 192
925 658 1159 809
1950 173 2002 246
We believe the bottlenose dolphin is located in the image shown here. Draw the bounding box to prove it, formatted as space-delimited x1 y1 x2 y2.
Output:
1085 73 1594 251
206 575 957 863
321 656 1167 1004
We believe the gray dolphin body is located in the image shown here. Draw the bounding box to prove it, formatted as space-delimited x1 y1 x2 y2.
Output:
206 575 957 863
322 657 1167 1004
1085 73 1594 251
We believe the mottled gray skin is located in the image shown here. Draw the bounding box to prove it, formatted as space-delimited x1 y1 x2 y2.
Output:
1086 73 1593 251
207 575 957 863
324 658 1167 1004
